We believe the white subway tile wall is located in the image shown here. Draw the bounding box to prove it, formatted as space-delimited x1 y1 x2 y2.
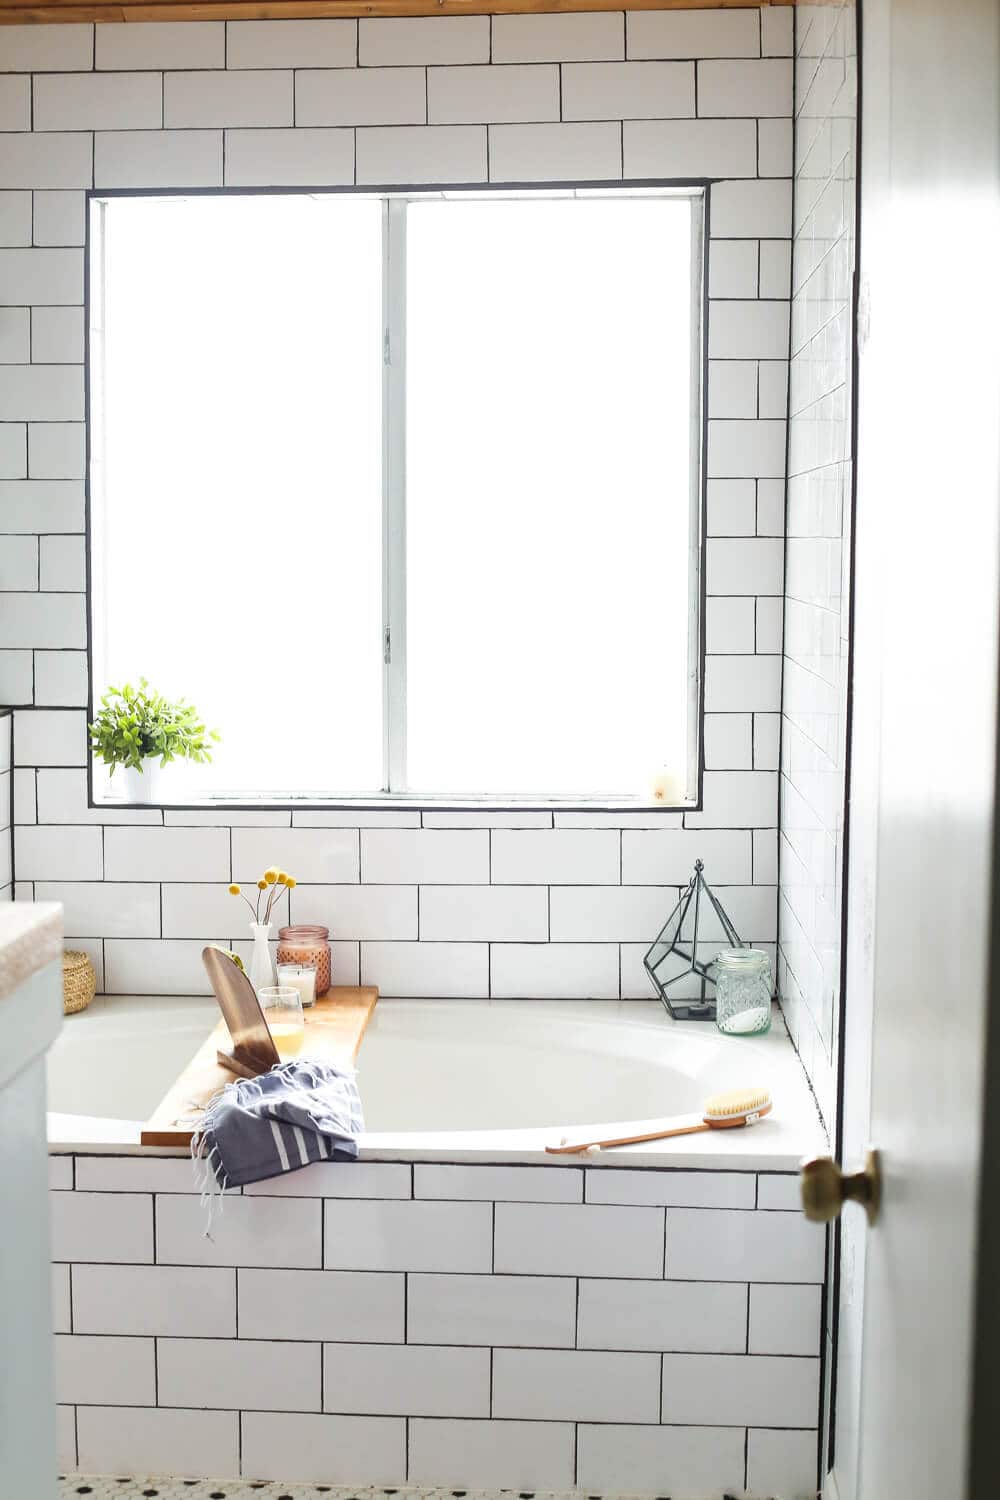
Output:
2 8 789 1007
778 0 858 1131
51 1158 823 1490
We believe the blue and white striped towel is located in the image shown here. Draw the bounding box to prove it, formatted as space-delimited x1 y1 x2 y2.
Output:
192 1060 364 1202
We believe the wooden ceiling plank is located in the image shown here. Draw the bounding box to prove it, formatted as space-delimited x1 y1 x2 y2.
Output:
1 0 793 23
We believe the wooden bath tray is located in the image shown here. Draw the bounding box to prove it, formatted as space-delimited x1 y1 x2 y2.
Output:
140 986 378 1148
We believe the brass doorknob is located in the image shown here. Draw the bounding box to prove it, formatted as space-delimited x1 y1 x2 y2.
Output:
800 1148 881 1225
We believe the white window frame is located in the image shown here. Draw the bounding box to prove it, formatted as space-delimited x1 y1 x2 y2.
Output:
88 184 706 811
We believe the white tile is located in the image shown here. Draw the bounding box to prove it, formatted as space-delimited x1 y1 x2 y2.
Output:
414 1163 582 1202
666 1207 826 1281
0 77 29 131
754 826 779 883
705 654 782 711
709 299 790 359
627 8 760 60
0 367 83 419
759 117 794 176
685 770 778 830
33 73 162 131
32 190 86 245
164 808 290 826
73 1264 236 1337
578 1278 747 1353
242 1410 406 1484
757 476 786 534
0 189 31 244
748 1427 818 1498
0 533 36 588
0 133 93 189
493 1348 659 1422
159 1335 321 1411
708 358 758 419
491 828 619 884
750 1283 823 1356
34 651 88 706
0 652 31 704
55 1404 76 1469
419 884 547 941
50 1191 153 1263
236 824 362 882
0 25 94 71
156 1192 322 1268
295 808 420 826
103 937 220 993
758 358 789 418
299 882 420 939
55 1333 156 1406
587 1166 756 1208
31 306 84 362
547 886 674 943
77 1406 238 1478
759 238 792 297
324 1198 492 1271
36 767 161 824
709 238 757 298
0 248 81 303
699 57 793 117
0 307 29 362
622 827 752 884
554 809 682 828
708 536 785 593
298 67 425 126
494 1201 663 1277
562 61 694 120
224 127 354 187
490 122 621 183
408 1272 576 1348
430 63 559 124
490 941 619 999
323 1342 489 1417
51 1262 70 1333
359 17 489 66
94 129 222 188
754 710 782 768
15 824 101 878
362 827 487 883
712 179 792 237
762 7 795 56
27 422 85 476
706 595 756 654
39 534 85 591
625 116 760 181
14 767 37 822
227 19 356 68
361 939 488 997
578 1422 746 1495
409 1417 575 1489
35 881 159 937
239 1268 404 1342
494 12 623 62
356 125 487 186
662 1350 820 1426
757 1171 801 1210
0 426 27 477
14 708 86 768
105 825 229 880
164 69 292 127
708 478 757 537
244 1160 411 1197
98 21 225 69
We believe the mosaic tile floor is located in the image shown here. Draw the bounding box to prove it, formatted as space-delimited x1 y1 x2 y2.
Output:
58 1483 623 1500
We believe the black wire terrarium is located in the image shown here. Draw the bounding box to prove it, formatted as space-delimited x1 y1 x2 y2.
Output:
643 860 743 1021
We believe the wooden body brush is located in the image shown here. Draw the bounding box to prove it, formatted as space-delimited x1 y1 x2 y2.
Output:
545 1086 772 1155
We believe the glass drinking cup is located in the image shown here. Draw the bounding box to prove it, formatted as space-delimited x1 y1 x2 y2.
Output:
258 984 306 1060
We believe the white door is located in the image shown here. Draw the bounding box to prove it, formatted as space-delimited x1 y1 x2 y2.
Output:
830 0 1000 1496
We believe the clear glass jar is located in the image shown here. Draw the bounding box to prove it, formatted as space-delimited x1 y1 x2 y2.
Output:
276 925 331 997
258 985 305 1060
714 948 772 1035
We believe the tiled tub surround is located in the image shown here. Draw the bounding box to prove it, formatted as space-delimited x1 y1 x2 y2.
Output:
49 1155 824 1499
0 710 10 901
776 0 857 1130
2 5 793 1001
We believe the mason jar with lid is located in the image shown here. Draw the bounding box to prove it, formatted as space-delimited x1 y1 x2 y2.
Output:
276 925 332 998
714 948 772 1035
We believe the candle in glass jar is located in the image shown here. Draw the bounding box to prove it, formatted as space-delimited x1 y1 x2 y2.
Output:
276 962 316 1009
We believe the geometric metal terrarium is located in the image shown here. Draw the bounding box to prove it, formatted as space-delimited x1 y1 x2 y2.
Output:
643 859 744 1021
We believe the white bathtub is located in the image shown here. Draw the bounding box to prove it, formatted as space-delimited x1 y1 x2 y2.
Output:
47 995 825 1168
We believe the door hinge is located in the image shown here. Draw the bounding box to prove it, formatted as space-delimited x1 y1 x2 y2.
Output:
383 627 392 665
383 329 391 366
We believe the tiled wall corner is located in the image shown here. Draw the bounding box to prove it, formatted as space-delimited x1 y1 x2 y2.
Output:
2 8 791 1002
777 0 858 1130
51 1156 824 1493
0 711 11 899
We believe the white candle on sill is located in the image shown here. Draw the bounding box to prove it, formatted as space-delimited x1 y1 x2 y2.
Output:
276 963 317 1009
650 767 686 805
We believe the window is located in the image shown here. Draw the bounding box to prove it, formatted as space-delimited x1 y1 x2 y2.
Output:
89 188 703 805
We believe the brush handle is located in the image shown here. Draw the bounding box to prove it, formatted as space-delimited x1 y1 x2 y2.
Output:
545 1115 711 1155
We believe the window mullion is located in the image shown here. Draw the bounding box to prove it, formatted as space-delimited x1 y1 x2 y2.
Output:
383 198 408 794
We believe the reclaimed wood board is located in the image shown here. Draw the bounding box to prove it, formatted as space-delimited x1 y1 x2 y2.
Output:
140 985 378 1148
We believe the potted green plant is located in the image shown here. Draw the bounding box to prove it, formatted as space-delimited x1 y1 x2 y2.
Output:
89 679 220 803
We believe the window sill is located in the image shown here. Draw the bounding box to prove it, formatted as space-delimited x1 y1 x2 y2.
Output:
89 790 699 816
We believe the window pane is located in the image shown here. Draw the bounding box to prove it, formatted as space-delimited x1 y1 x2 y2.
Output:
405 197 696 798
92 195 383 798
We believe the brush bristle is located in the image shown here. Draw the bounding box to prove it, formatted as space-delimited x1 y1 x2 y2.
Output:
703 1085 772 1120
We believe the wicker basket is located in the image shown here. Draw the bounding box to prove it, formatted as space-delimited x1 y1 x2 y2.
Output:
63 949 96 1015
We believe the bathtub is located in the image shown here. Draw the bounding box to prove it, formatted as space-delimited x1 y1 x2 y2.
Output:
47 996 828 1497
47 994 824 1168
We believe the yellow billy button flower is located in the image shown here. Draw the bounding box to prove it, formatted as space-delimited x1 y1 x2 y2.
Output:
285 877 297 889
228 884 241 896
264 867 278 885
257 879 268 891
277 872 288 885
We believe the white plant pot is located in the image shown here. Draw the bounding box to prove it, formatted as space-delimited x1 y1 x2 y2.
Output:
113 759 158 804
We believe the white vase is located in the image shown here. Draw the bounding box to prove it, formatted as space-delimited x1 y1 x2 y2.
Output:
114 759 157 804
249 922 276 995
